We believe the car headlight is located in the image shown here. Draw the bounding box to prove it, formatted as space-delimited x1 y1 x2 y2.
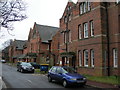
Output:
83 78 86 80
32 67 34 69
70 78 77 81
22 66 27 69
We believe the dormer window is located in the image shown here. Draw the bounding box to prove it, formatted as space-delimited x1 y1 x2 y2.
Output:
67 6 71 11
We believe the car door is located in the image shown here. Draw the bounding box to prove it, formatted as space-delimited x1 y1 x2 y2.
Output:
49 67 57 80
55 67 63 82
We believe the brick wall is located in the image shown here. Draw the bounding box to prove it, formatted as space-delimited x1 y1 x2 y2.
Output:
59 2 120 76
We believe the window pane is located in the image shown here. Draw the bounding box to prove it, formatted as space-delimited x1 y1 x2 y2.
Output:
91 50 94 67
79 51 82 66
69 31 71 42
80 4 83 14
83 2 87 13
84 50 88 67
84 23 88 38
79 25 82 39
90 21 94 36
113 49 118 67
88 2 91 11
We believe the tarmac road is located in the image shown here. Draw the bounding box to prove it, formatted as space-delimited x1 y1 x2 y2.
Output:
2 63 96 89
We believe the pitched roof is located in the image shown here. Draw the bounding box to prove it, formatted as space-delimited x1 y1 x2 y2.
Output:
13 40 26 50
35 23 59 43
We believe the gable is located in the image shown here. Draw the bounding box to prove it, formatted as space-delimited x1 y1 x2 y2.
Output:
36 24 59 43
60 1 75 20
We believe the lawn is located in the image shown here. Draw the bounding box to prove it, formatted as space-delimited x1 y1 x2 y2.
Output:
35 69 48 74
84 75 120 85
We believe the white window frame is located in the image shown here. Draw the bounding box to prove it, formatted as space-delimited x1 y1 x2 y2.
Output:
90 21 94 36
91 50 94 67
78 25 82 39
84 50 89 67
84 23 88 38
79 51 82 66
113 49 118 68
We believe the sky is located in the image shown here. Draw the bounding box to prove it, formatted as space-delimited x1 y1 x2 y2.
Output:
0 0 78 50
0 0 117 50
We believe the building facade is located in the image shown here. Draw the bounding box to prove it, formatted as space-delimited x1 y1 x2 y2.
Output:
24 22 59 65
58 1 120 76
9 40 26 63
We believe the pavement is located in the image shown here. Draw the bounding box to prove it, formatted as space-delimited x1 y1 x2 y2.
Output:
0 76 7 89
86 80 120 89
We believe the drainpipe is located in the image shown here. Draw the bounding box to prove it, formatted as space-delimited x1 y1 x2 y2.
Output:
105 2 110 76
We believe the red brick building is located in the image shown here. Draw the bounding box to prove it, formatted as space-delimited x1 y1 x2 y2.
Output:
9 39 26 63
57 1 120 76
51 30 61 66
24 22 59 65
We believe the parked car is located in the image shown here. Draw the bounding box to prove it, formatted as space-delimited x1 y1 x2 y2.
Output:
29 62 40 69
0 60 6 63
48 66 87 88
17 62 34 73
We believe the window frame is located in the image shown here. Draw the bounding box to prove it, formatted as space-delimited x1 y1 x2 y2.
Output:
113 48 118 68
90 20 94 36
78 50 82 66
91 49 94 67
78 24 82 39
84 22 88 38
80 3 83 14
69 31 71 42
83 2 87 13
84 50 89 67
88 2 91 11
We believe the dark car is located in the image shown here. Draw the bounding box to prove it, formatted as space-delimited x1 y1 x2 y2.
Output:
0 60 6 63
48 66 87 88
29 62 40 69
17 62 34 73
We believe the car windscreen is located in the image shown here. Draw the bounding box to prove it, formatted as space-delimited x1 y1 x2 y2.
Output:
62 67 76 73
22 63 32 66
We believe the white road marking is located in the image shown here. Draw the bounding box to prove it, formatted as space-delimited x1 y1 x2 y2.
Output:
27 80 32 83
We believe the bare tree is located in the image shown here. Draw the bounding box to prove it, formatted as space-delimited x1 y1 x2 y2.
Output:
2 39 13 48
0 0 27 30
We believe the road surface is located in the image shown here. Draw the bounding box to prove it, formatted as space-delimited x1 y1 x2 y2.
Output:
2 63 96 89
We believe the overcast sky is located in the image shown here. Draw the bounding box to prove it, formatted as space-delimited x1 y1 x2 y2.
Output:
0 0 117 50
0 0 78 49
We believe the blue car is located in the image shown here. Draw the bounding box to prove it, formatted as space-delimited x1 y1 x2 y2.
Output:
48 66 87 87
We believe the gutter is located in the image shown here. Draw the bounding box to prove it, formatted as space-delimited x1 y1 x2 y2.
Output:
105 3 110 76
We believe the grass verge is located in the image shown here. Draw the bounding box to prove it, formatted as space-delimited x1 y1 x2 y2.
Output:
35 69 48 74
84 75 120 85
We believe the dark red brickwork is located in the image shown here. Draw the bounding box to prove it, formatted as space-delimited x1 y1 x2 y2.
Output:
57 2 120 76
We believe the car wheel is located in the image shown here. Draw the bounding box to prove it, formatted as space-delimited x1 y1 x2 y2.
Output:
63 80 68 88
20 69 24 73
48 76 52 82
